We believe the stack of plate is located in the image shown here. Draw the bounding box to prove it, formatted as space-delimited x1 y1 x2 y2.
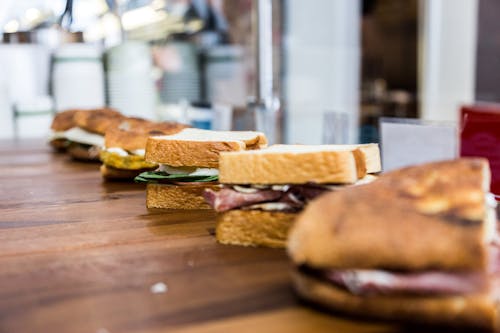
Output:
106 41 157 119
160 42 200 104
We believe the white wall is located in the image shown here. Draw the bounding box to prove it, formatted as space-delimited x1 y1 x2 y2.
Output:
419 0 478 122
285 0 360 144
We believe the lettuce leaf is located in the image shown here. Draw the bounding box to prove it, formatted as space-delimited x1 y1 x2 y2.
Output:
134 171 218 184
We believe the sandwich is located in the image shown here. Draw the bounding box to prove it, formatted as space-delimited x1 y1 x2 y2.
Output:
100 120 189 180
49 108 125 161
135 128 268 209
288 158 499 330
203 144 381 248
48 109 79 151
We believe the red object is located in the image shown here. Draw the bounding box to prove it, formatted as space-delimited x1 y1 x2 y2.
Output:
460 104 500 199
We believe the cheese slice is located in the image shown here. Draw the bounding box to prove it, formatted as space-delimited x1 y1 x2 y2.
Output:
103 147 146 157
64 127 104 147
159 164 219 176
47 130 67 141
131 149 145 157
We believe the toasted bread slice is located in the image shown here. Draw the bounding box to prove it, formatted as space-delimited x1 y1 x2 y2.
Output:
216 209 296 248
219 145 377 185
288 158 493 272
145 128 268 168
147 183 221 209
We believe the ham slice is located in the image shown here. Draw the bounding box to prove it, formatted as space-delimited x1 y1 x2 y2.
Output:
203 188 282 212
296 237 500 297
203 185 330 212
325 269 486 296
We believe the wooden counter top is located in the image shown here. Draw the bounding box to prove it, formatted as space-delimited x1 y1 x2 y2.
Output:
0 140 463 332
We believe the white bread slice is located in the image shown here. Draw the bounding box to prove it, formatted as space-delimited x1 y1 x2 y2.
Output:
218 144 381 185
321 143 381 174
146 183 221 209
216 210 296 248
145 128 268 168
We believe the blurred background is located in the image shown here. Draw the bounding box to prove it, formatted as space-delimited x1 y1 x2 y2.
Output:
0 0 496 145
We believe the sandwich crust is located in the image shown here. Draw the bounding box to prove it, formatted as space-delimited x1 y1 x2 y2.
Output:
50 109 79 131
147 183 220 209
216 210 296 248
145 130 267 168
356 144 381 174
288 159 491 271
292 270 500 331
73 108 124 135
219 147 365 185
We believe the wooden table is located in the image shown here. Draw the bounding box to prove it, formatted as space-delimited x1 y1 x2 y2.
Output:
0 140 450 333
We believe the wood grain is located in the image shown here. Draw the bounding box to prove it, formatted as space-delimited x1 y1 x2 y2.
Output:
0 140 471 333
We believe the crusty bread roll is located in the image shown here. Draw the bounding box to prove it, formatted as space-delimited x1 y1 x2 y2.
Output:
50 109 79 131
216 210 296 248
145 128 268 168
73 108 124 135
104 123 189 152
147 183 221 209
219 145 376 185
288 159 492 271
292 270 500 331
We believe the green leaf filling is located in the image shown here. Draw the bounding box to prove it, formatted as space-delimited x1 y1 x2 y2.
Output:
134 171 218 184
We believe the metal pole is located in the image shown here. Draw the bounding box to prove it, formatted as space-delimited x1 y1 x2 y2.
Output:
250 0 276 143
255 0 273 108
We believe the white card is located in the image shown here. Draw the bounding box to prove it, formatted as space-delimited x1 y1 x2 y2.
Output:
380 118 458 171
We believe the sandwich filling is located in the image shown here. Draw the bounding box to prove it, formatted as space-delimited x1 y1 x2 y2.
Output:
49 127 105 157
100 147 156 170
59 127 105 147
135 164 219 184
299 265 489 296
204 175 377 213
204 184 328 212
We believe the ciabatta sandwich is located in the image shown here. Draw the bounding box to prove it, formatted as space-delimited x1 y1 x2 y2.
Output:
49 109 79 151
288 158 499 330
135 128 268 209
204 144 381 248
49 108 125 161
100 120 189 180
